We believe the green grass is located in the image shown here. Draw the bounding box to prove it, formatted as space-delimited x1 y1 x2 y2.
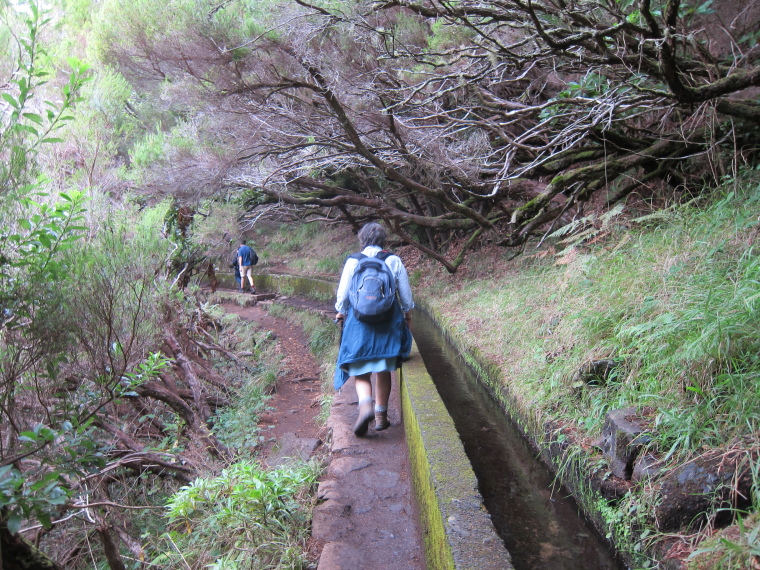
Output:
155 460 321 569
687 512 760 569
424 178 760 456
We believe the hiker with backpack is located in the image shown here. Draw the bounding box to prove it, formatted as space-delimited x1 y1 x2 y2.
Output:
237 239 258 294
333 222 414 436
229 246 242 288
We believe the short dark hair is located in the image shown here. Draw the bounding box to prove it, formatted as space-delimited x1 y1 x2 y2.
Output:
240 239 246 245
358 222 386 248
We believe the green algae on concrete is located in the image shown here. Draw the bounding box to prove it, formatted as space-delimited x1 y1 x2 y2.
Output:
401 342 514 570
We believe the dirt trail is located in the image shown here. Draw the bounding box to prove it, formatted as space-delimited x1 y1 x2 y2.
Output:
219 291 425 569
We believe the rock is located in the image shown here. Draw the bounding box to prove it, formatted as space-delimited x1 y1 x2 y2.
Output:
312 501 354 542
329 456 371 478
598 407 650 479
654 451 755 532
266 432 322 468
572 359 621 391
317 542 365 570
632 452 663 481
317 479 341 501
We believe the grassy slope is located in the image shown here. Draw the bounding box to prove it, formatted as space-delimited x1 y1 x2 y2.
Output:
251 174 760 568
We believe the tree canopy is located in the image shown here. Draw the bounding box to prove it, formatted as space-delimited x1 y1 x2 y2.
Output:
96 0 759 270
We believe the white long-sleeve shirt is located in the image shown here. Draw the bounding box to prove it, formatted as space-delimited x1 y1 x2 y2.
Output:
335 246 415 315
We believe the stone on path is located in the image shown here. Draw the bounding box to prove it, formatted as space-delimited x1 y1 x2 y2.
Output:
266 432 322 468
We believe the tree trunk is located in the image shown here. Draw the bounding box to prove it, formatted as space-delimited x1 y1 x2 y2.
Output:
97 522 127 570
0 526 60 570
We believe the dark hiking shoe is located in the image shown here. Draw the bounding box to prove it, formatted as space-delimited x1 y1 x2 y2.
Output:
353 401 374 437
250 289 257 294
374 411 389 431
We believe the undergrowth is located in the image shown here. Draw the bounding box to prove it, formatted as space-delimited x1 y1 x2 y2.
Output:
154 460 321 569
254 221 354 276
687 512 760 569
141 302 322 568
415 172 760 564
202 311 284 450
424 176 760 454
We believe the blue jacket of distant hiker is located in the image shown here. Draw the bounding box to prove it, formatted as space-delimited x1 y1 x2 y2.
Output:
333 246 413 390
237 244 254 266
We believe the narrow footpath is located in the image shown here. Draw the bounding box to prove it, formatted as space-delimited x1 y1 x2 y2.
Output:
218 290 425 570
314 373 424 570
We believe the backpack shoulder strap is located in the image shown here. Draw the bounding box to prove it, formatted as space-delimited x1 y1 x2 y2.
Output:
376 250 393 262
348 252 366 262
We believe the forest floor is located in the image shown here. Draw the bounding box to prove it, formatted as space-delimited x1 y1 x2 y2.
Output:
217 288 424 569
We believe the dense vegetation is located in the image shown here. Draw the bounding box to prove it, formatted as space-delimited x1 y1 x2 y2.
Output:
0 5 325 567
0 0 758 567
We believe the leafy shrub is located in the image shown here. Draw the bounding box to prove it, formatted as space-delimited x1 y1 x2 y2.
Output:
156 461 320 569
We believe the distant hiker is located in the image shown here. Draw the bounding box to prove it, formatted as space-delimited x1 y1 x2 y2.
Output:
229 249 241 288
237 239 258 294
334 222 414 436
205 261 218 293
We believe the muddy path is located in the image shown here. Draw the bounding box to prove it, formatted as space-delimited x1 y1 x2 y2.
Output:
220 300 327 462
218 290 425 569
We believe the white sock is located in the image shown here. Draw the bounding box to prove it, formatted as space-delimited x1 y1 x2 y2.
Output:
374 404 387 413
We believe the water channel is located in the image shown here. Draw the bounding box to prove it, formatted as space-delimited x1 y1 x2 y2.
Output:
412 308 626 570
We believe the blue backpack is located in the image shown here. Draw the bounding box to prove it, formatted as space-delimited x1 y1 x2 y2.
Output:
348 251 397 324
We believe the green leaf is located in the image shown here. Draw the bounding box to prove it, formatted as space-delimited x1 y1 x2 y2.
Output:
22 112 43 124
47 494 67 506
18 432 38 443
6 511 22 534
40 138 64 144
2 93 20 109
17 77 29 96
37 511 53 529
